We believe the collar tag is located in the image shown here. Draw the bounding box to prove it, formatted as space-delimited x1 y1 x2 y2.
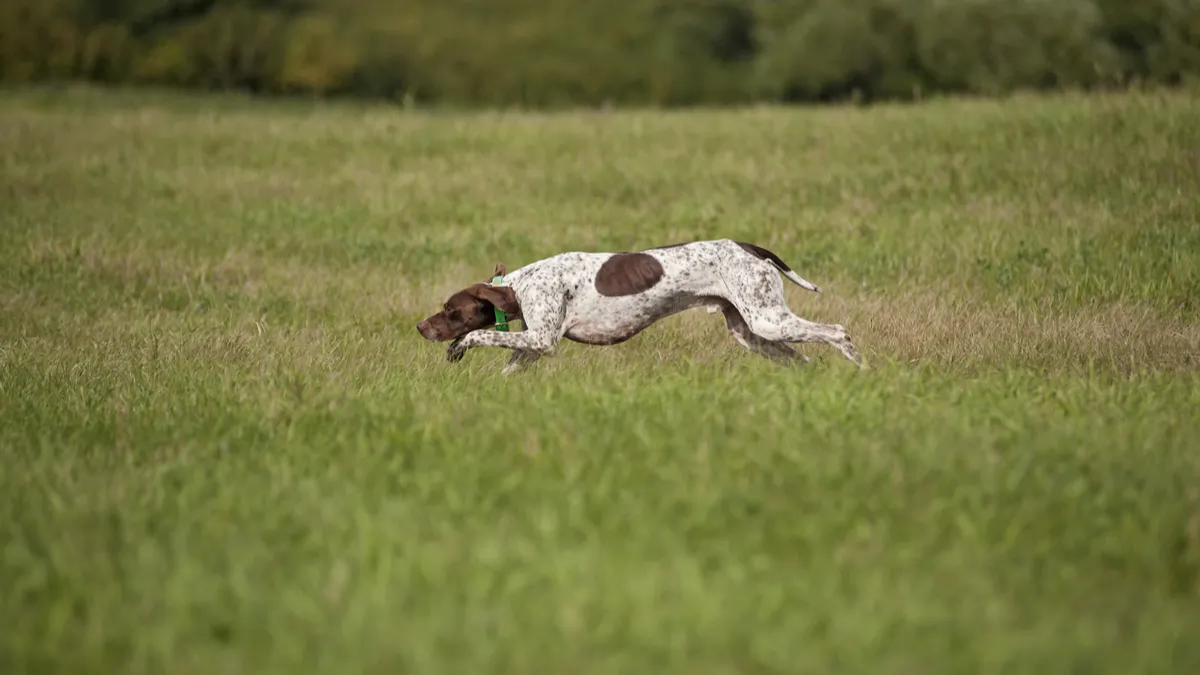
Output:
490 275 509 332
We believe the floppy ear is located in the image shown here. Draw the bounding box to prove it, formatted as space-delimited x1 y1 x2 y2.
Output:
468 283 520 316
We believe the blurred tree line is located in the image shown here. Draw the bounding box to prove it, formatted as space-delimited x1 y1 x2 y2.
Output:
2 0 1198 106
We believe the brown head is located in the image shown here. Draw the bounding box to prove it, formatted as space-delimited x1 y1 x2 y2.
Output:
416 263 520 342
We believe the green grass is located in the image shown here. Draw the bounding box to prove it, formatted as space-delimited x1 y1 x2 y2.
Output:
2 84 1200 674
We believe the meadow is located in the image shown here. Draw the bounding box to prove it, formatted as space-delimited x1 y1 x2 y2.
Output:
2 85 1199 674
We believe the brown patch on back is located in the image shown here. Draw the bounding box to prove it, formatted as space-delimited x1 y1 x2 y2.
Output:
594 252 665 297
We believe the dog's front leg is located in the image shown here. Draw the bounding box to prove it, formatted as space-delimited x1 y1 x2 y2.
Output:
448 292 567 373
447 327 560 371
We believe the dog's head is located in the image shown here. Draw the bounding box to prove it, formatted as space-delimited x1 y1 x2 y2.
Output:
416 264 520 342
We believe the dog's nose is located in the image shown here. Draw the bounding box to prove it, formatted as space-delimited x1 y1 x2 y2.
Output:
416 320 437 340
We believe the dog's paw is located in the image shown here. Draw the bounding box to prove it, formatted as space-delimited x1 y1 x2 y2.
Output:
446 337 468 362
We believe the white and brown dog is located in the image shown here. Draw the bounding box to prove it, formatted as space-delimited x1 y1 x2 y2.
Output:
417 239 861 374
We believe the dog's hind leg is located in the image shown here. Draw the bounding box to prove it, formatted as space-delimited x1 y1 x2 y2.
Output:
502 349 543 375
720 302 809 366
720 268 862 367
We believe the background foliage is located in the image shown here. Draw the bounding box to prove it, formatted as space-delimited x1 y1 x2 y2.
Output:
3 0 1199 107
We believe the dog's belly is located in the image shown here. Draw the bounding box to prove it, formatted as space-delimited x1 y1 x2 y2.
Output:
562 295 718 346
564 316 656 345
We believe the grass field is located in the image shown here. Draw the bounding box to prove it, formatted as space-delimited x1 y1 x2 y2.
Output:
2 84 1200 674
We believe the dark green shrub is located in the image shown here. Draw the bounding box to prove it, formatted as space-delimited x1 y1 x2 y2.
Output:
0 0 1197 106
910 0 1119 94
753 0 927 102
1095 0 1200 84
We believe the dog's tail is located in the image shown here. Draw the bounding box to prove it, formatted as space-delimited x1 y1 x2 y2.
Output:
736 241 821 293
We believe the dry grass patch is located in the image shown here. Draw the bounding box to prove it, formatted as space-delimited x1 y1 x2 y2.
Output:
835 290 1200 374
9 235 1198 378
525 287 1200 376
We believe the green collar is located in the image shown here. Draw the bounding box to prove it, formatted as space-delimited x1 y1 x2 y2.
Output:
490 274 509 331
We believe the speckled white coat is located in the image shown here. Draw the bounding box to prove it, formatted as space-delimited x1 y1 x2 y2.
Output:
446 239 862 374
